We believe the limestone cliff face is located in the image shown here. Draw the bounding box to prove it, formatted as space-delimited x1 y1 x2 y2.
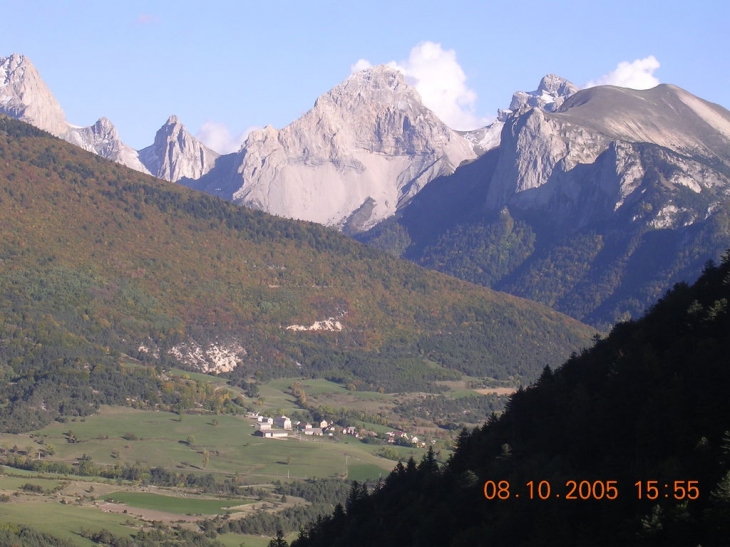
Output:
202 66 476 231
508 74 580 113
0 53 69 137
462 74 579 155
139 116 219 182
377 81 730 329
485 84 730 230
65 117 151 174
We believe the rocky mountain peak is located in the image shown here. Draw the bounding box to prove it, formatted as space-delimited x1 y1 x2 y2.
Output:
189 64 475 231
508 74 579 113
316 65 417 110
64 117 150 174
1 52 152 174
1 53 27 80
485 82 730 231
300 64 464 159
0 53 68 136
537 74 580 100
93 117 116 133
138 116 219 182
463 74 579 155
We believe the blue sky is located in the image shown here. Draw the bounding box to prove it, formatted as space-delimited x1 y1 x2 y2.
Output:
3 0 728 153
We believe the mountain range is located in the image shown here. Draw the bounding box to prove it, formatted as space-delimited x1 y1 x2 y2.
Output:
0 53 573 229
366 82 730 328
0 53 219 181
4 52 730 330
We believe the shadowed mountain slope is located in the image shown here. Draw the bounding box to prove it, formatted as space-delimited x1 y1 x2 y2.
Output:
361 84 730 330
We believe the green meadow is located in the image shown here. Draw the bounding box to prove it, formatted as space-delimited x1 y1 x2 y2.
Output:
102 491 247 515
0 372 469 546
0 405 407 481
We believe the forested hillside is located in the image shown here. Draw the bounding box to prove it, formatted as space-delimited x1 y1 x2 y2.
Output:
0 116 595 431
291 254 730 546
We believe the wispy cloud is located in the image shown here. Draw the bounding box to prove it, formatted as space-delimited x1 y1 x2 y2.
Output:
586 56 661 90
196 121 257 154
350 59 372 73
352 41 487 130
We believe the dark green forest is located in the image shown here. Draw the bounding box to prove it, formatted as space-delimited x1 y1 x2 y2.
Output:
286 254 730 546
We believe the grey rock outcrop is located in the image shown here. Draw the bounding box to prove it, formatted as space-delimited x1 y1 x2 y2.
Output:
0 53 68 136
485 84 730 228
139 115 219 182
462 74 579 155
65 117 150 174
509 74 580 113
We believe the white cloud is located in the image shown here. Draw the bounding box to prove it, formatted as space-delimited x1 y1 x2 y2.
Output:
586 56 661 90
352 42 487 130
196 121 256 154
350 59 372 73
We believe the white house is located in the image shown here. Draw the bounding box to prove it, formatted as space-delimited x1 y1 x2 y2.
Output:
274 415 292 430
254 429 288 438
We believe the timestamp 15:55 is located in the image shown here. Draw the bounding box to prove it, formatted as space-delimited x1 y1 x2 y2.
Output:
634 480 699 500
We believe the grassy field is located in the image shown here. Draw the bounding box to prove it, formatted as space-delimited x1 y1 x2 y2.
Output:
0 371 490 546
0 459 335 547
0 474 134 547
102 491 249 515
0 406 407 482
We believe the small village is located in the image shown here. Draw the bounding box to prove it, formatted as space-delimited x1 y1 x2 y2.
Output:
247 413 430 448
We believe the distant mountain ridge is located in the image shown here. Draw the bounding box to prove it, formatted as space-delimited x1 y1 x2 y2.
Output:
139 115 220 182
362 83 730 328
1 52 579 233
461 73 579 155
0 53 217 181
